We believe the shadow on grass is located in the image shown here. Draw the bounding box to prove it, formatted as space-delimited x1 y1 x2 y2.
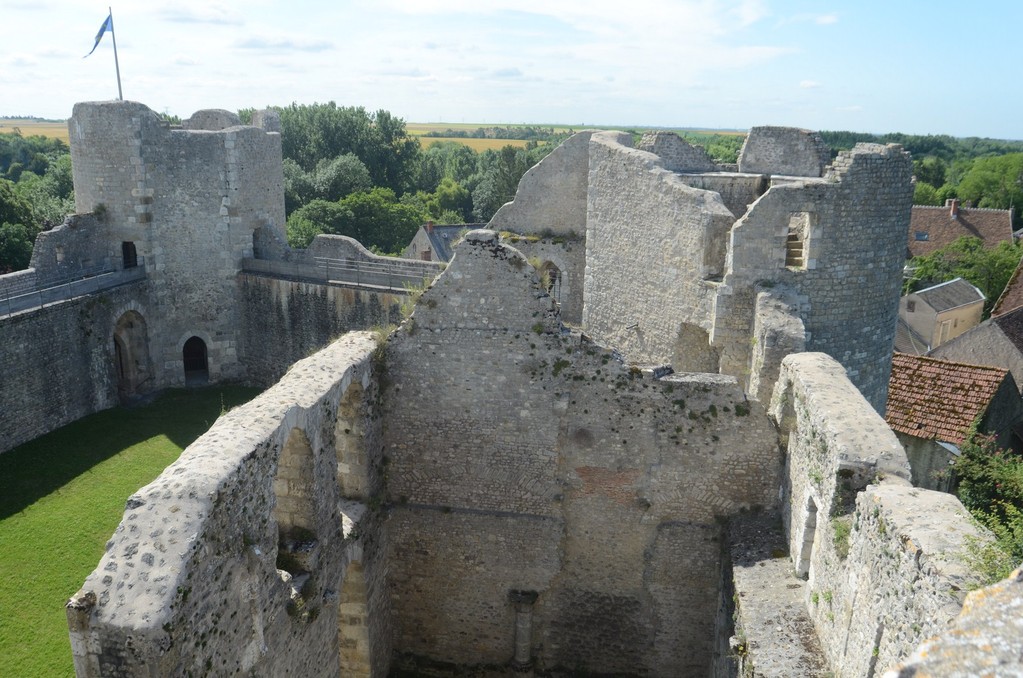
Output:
0 385 260 520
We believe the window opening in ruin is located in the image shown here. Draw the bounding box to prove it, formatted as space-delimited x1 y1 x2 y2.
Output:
113 311 152 401
796 496 818 578
906 301 916 313
785 212 811 269
274 427 320 620
338 561 372 674
121 241 138 268
336 383 367 500
55 245 65 264
540 262 562 303
182 336 209 386
420 249 432 261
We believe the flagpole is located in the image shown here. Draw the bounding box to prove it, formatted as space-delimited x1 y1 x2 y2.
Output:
109 7 123 100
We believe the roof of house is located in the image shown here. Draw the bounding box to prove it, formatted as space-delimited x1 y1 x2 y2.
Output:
907 204 1013 258
992 304 1023 355
893 318 930 355
912 277 985 313
886 353 1009 445
992 257 1023 316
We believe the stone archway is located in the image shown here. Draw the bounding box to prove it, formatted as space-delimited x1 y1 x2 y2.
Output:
182 336 209 386
113 311 152 400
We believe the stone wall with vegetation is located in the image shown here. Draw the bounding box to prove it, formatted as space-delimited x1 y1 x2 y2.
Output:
765 352 993 676
380 231 780 675
67 333 393 678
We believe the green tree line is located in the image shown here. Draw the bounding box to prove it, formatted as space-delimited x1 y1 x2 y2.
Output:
0 133 74 272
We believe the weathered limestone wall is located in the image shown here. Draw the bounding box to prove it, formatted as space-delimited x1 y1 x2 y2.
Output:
637 131 718 173
737 126 831 177
715 143 913 410
237 274 403 386
488 131 592 237
584 131 734 363
69 100 286 388
28 215 115 287
885 563 1023 677
0 283 144 453
496 234 586 325
747 287 807 404
67 333 394 678
675 172 768 223
766 352 991 676
381 231 780 675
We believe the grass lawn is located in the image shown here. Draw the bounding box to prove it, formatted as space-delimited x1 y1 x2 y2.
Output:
0 386 260 678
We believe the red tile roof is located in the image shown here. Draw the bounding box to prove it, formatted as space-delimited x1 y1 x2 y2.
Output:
992 257 1023 317
907 204 1013 258
886 353 1009 445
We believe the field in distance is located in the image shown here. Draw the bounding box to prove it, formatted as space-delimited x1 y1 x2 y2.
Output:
0 119 69 143
0 118 743 151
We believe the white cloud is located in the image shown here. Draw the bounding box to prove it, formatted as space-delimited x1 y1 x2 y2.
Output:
815 14 838 25
800 80 821 89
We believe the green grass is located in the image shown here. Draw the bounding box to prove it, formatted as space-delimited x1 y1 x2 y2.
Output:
0 386 260 678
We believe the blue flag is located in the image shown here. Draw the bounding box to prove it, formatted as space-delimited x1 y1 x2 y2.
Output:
84 13 113 58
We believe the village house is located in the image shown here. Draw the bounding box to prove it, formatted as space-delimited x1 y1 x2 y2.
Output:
906 199 1014 258
895 277 985 353
886 353 1023 491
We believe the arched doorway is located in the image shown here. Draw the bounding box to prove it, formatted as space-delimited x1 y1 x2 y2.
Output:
182 336 209 386
113 311 152 401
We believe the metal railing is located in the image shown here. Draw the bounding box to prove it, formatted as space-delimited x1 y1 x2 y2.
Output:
1 258 147 318
242 256 440 292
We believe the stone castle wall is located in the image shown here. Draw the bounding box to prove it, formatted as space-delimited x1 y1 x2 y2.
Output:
68 101 286 387
380 232 780 675
737 126 831 177
583 131 734 364
67 334 393 678
765 353 991 676
238 274 403 386
0 283 145 453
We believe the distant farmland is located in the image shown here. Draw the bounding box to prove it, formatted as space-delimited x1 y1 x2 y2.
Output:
416 137 530 151
0 119 69 143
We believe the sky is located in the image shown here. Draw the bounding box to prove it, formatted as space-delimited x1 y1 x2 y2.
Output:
1 0 1020 139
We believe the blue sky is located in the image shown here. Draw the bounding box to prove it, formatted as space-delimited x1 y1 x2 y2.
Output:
1 0 1019 139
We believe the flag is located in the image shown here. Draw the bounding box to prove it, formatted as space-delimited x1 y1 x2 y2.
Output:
84 13 113 58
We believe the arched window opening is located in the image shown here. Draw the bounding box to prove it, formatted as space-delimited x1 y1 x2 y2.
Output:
336 383 368 500
273 427 320 621
182 336 209 386
121 241 138 269
540 262 562 303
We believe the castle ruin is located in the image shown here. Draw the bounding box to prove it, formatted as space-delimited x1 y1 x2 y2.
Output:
0 101 1019 676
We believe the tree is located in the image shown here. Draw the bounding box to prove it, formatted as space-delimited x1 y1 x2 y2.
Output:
0 178 36 271
276 103 421 196
0 221 35 272
953 430 1023 582
312 154 372 204
905 236 1022 317
957 154 1023 223
287 188 427 254
913 181 940 206
913 156 947 188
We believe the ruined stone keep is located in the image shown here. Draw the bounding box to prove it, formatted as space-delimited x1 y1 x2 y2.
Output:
0 101 1018 676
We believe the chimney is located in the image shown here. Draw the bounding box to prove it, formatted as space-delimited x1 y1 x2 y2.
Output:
946 198 959 219
426 220 434 234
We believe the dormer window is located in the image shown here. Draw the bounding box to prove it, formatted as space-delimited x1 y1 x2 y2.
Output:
914 231 929 241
